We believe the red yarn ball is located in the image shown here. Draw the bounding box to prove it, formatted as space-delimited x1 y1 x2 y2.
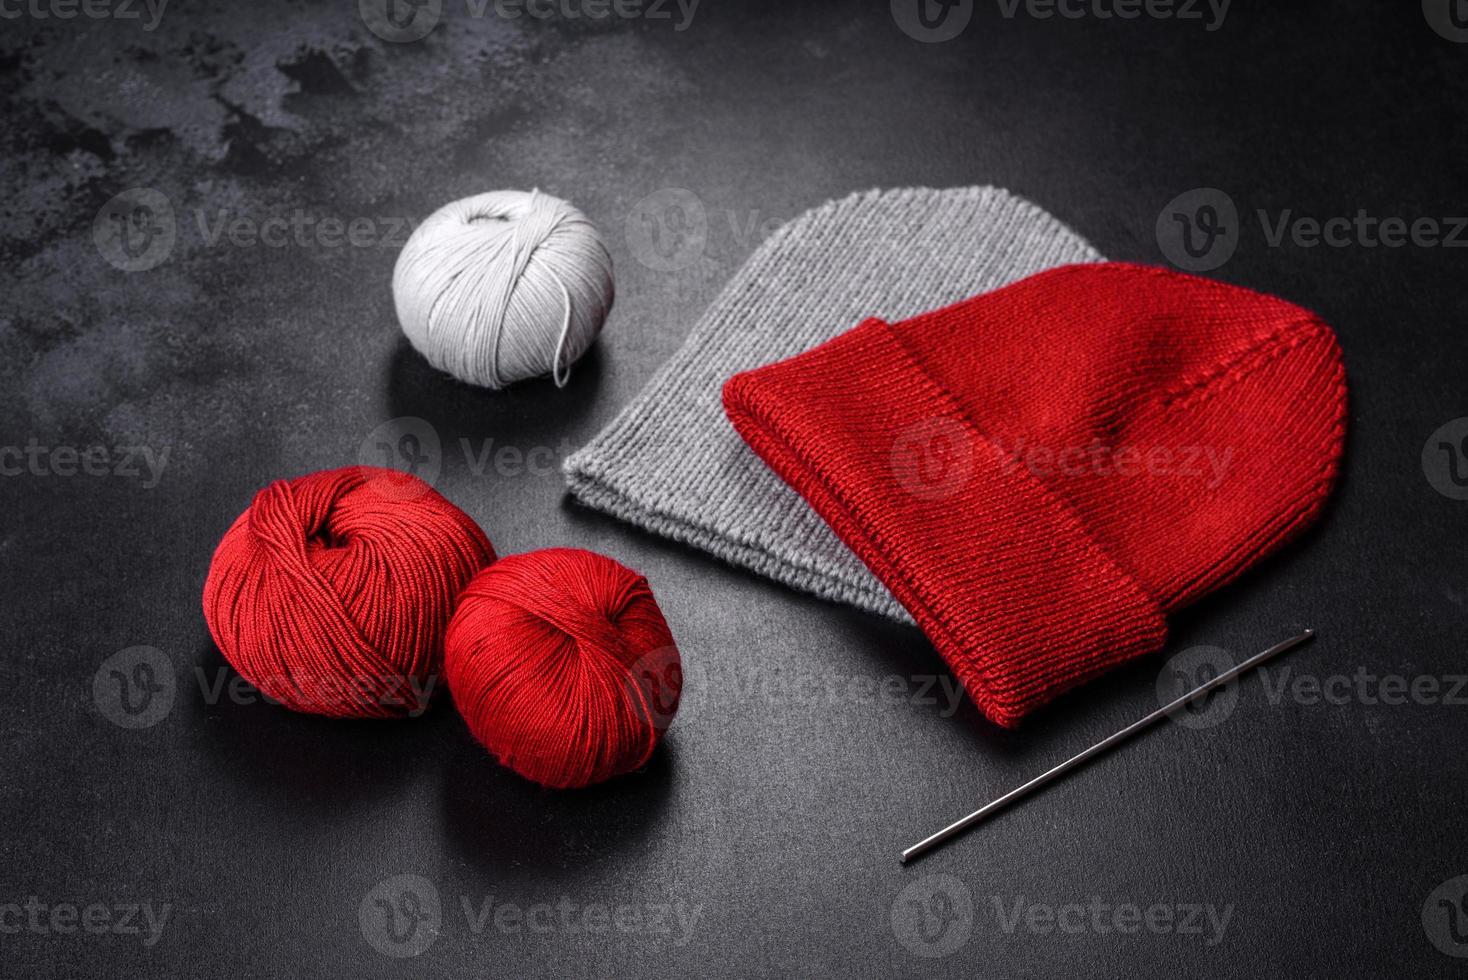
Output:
444 548 682 789
203 466 495 719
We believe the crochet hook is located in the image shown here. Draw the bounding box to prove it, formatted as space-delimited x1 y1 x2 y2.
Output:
900 629 1316 864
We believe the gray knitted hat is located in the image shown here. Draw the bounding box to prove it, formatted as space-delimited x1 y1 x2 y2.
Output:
564 186 1101 621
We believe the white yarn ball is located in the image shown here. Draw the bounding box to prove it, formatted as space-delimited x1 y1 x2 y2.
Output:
392 189 614 389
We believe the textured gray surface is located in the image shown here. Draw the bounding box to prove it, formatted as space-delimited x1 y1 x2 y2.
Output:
2 2 1467 978
565 185 1101 622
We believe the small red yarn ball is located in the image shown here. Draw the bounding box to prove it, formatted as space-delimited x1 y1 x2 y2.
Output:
444 548 682 789
203 466 495 719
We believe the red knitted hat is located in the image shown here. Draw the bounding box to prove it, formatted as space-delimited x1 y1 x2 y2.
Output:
722 262 1347 728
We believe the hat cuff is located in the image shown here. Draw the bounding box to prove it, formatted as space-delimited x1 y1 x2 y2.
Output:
722 316 1168 728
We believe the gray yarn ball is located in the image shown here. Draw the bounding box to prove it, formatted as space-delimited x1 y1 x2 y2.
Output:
393 190 614 389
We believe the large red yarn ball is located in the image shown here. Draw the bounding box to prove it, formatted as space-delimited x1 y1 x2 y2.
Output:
444 548 682 789
203 466 495 719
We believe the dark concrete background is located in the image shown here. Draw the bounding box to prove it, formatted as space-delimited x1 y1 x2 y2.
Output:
2 1 1467 976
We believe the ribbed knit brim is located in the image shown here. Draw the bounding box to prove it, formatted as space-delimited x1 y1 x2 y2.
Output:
563 187 1101 620
723 308 1167 728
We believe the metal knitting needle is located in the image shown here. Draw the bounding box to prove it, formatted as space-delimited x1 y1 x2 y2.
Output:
900 629 1315 864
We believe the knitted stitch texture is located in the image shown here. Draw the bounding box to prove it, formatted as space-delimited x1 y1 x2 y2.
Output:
723 263 1348 728
563 187 1100 621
